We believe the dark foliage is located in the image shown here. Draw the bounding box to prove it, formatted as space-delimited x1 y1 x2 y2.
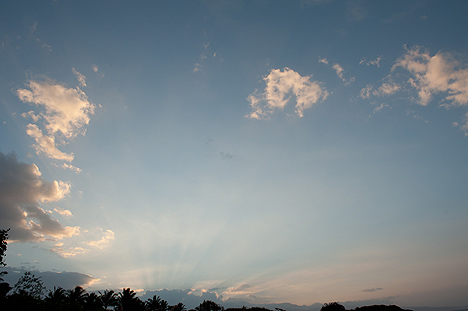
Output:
196 300 224 311
353 305 412 311
321 302 346 311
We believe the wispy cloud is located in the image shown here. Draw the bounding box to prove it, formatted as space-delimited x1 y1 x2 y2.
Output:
346 0 367 21
72 68 87 87
363 287 384 292
360 56 383 67
194 41 218 73
54 207 73 218
247 67 328 119
17 77 96 168
320 58 355 84
318 57 329 65
87 229 115 249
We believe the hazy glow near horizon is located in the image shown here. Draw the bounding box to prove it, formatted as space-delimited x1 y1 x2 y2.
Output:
1 0 468 309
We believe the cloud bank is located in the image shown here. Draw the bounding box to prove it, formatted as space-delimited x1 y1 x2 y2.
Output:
2 267 97 290
247 67 328 119
0 152 78 242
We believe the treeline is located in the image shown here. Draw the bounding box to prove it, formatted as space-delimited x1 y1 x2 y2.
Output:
0 230 411 311
0 275 195 311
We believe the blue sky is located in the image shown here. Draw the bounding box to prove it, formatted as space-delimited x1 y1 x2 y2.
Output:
1 0 468 309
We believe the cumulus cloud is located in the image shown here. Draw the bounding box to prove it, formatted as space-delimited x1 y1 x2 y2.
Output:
246 67 328 119
17 77 95 167
72 68 87 87
393 46 468 106
0 152 79 242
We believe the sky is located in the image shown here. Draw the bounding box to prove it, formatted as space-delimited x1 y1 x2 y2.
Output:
1 0 468 309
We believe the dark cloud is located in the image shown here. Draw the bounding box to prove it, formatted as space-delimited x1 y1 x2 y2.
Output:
363 287 384 292
0 152 78 242
2 267 96 290
219 152 236 160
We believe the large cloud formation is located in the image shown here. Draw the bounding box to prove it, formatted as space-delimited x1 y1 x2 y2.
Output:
247 67 328 119
17 77 95 168
360 46 468 129
0 152 79 242
393 46 468 106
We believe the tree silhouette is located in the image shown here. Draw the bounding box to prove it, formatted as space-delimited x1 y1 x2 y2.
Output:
146 294 169 311
85 292 103 310
119 287 144 311
196 300 224 311
46 286 67 302
0 229 9 281
13 271 45 299
321 302 346 311
68 285 88 304
99 289 118 310
171 302 186 311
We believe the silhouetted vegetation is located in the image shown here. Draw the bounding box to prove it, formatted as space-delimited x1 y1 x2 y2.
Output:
321 303 346 311
0 229 413 311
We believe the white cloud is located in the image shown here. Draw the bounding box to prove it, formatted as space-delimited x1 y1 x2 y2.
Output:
332 63 345 81
318 58 329 64
247 67 328 119
320 58 354 84
87 229 115 249
374 81 401 96
393 46 468 106
17 79 95 138
58 162 82 173
0 152 79 242
21 110 40 122
54 207 73 218
26 123 74 162
360 85 373 99
194 63 202 72
72 67 87 87
50 245 88 258
92 64 99 72
360 56 383 67
17 78 95 165
373 103 389 114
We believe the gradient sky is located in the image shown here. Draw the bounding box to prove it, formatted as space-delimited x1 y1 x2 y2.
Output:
1 0 468 309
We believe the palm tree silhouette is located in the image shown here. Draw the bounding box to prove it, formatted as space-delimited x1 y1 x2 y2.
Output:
146 295 169 311
99 289 118 310
67 286 87 304
119 287 143 311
